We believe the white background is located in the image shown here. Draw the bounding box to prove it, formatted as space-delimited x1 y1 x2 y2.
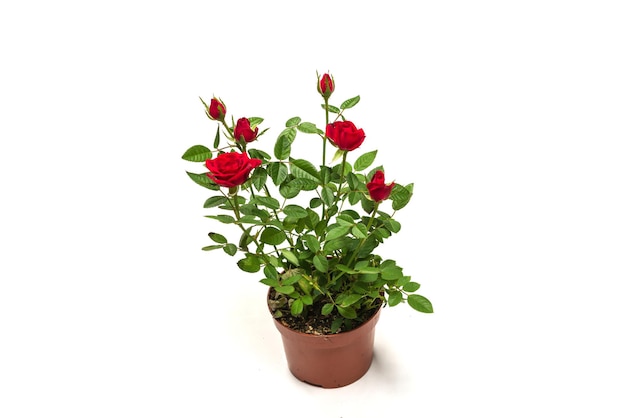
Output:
1 1 625 417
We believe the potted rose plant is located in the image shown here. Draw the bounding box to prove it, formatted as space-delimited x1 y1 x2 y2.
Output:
182 72 433 387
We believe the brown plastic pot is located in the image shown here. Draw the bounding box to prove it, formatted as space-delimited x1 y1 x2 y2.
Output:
271 305 382 388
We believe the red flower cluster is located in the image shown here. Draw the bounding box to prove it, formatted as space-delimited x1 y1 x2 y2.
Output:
202 73 394 204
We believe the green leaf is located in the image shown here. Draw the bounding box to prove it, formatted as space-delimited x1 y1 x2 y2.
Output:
346 172 359 190
274 128 296 160
321 186 334 207
325 224 351 241
336 218 352 227
348 191 362 205
321 303 334 315
332 148 345 163
313 254 328 272
248 117 263 127
281 250 300 266
297 122 321 134
351 223 368 239
290 159 320 181
203 196 228 208
283 205 308 219
276 285 295 294
267 162 289 186
397 276 411 287
388 291 403 307
340 294 362 307
340 95 360 109
201 245 222 251
403 282 421 292
223 243 237 256
260 277 279 287
260 227 287 245
303 234 320 252
297 178 318 191
263 265 279 280
251 167 268 191
319 166 332 184
274 135 291 160
286 116 301 127
186 171 219 190
208 232 227 244
309 197 322 209
322 103 341 114
213 126 220 148
354 150 377 171
205 214 235 224
382 266 403 281
323 236 353 252
331 317 343 333
217 195 245 211
356 266 380 274
237 255 261 273
182 145 212 162
238 226 254 250
385 219 402 233
336 264 357 274
250 196 280 210
407 294 434 313
279 179 302 199
358 273 379 283
337 305 357 319
282 274 302 286
390 184 412 210
291 299 304 316
334 160 352 176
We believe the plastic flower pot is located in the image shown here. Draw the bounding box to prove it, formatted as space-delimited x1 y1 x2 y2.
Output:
271 303 382 388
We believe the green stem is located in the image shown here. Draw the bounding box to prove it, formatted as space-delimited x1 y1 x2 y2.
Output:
323 97 329 167
332 151 348 209
321 97 329 220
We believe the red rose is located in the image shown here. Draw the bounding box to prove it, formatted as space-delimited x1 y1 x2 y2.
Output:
233 118 259 143
208 98 226 121
325 120 365 151
205 152 262 188
366 170 395 202
317 73 334 99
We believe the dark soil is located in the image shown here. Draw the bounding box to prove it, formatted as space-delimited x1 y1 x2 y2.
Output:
268 288 381 335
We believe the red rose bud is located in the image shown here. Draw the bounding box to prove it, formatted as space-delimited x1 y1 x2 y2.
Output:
205 152 262 188
317 73 334 99
325 120 365 151
208 98 226 121
233 117 259 143
367 170 395 202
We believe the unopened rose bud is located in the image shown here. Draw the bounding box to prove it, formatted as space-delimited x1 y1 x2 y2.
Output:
234 117 259 143
317 73 334 99
207 97 226 121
